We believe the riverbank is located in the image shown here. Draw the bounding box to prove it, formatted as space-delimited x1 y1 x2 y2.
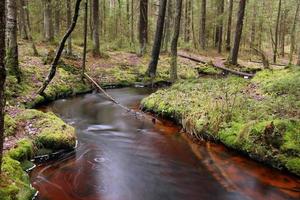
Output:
1 41 198 200
141 67 300 176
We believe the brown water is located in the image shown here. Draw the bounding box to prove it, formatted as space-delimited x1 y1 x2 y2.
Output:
30 88 300 200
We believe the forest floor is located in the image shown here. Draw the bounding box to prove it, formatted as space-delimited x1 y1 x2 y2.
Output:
1 40 299 199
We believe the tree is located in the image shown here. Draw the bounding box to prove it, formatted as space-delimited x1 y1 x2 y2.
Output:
38 0 83 94
184 0 191 42
54 1 60 36
146 0 168 78
297 48 300 66
139 0 148 55
170 0 183 82
228 0 247 65
273 0 282 63
226 0 233 51
92 0 100 56
82 0 88 79
200 0 206 50
0 0 6 175
66 0 73 56
43 0 54 42
6 0 21 83
289 0 300 64
217 0 224 53
19 0 28 39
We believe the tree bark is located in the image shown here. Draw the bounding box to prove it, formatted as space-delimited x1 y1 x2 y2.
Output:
200 0 206 50
66 0 73 56
82 0 88 79
297 47 300 66
250 1 257 51
226 0 233 51
163 0 173 52
184 0 191 42
92 0 100 56
6 0 21 83
289 0 300 64
139 0 148 55
146 0 167 78
228 0 247 65
170 0 183 82
0 0 6 175
54 1 60 36
273 0 281 63
43 0 54 42
38 0 83 94
217 0 224 53
19 0 28 39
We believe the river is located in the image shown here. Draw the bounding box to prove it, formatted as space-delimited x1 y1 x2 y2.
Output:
30 88 300 200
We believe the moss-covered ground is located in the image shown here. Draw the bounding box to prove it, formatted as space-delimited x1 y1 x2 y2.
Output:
141 67 300 176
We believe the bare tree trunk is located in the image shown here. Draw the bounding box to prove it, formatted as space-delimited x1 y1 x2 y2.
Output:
289 0 300 64
297 47 300 66
82 0 88 79
19 0 28 39
130 0 134 44
92 0 100 56
217 0 224 53
163 0 173 52
7 0 21 83
139 0 148 55
146 0 167 78
273 0 281 63
66 0 72 56
228 0 247 65
226 0 233 51
250 1 257 51
54 1 60 37
200 0 206 50
170 0 183 82
0 0 6 175
38 0 83 94
184 0 191 42
43 0 54 42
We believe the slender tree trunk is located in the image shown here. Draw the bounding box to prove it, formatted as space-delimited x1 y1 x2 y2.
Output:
92 0 100 56
163 0 173 52
226 0 233 51
43 0 54 42
54 2 60 37
82 0 88 79
130 0 134 44
38 0 83 94
289 0 300 64
217 0 224 53
89 0 93 39
297 47 300 66
200 0 206 50
280 10 286 57
184 0 191 42
19 0 28 39
228 0 247 65
250 1 257 51
273 0 282 63
146 0 167 78
0 0 6 175
66 0 72 56
139 0 148 55
7 0 21 83
170 0 183 82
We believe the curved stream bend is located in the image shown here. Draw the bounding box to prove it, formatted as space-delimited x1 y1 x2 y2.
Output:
31 88 300 200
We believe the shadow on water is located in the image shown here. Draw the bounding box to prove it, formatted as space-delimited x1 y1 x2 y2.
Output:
31 88 300 200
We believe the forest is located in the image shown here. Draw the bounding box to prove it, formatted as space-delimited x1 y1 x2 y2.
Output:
0 0 300 199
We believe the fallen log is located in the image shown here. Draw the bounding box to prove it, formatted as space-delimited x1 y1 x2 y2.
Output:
249 60 287 67
178 52 255 78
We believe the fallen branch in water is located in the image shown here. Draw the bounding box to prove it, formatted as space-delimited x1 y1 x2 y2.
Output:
178 52 255 78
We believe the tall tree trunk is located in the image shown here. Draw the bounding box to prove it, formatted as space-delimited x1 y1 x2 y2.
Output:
226 0 233 51
43 0 54 42
7 0 21 83
38 0 83 94
66 0 72 56
54 1 60 37
146 0 167 78
170 0 183 82
217 0 224 53
82 0 88 79
200 0 206 50
280 10 286 57
130 0 134 44
289 0 300 64
250 1 257 51
228 0 247 65
19 0 28 39
163 0 173 52
297 47 300 66
139 0 148 55
273 0 282 63
184 0 191 42
92 0 100 56
0 0 6 175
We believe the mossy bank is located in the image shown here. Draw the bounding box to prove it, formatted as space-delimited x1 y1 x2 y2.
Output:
141 67 300 176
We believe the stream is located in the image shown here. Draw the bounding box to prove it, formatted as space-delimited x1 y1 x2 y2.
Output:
30 88 300 200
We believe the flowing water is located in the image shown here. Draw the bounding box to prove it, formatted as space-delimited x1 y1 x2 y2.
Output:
30 88 300 200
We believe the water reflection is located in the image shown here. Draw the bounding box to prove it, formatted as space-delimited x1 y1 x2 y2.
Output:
31 88 300 200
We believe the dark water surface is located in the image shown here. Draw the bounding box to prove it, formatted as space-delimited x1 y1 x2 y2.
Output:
31 88 300 200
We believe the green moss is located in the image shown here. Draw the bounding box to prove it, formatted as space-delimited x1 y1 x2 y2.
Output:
4 115 17 137
7 139 33 162
285 157 300 175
